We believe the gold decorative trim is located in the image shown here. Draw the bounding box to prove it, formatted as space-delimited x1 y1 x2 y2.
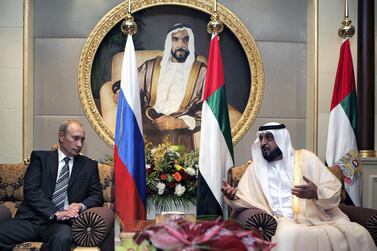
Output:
78 0 264 148
23 0 34 160
359 150 376 158
313 0 318 154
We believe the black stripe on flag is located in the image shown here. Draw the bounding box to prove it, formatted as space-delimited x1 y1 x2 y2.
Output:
196 171 223 217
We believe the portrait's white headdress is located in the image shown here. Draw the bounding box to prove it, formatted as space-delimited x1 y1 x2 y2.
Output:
159 23 196 87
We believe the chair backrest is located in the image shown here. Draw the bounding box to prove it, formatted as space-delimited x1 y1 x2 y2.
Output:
228 160 251 188
98 163 114 204
0 163 27 202
0 163 114 204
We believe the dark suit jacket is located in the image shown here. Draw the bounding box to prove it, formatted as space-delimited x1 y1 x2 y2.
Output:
15 150 103 223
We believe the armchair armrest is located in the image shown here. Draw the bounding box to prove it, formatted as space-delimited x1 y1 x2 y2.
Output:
72 207 115 248
230 208 277 241
0 203 12 223
339 204 377 245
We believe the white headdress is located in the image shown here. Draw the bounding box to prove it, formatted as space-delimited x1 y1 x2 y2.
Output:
159 23 196 88
251 122 295 202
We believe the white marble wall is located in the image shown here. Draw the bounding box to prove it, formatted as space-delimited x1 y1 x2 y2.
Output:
221 0 307 165
28 0 308 164
0 0 23 163
3 1 376 165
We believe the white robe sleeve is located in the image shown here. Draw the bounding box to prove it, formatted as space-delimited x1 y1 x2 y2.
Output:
302 150 342 210
225 163 273 214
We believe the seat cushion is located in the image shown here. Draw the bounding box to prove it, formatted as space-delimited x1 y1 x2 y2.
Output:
244 213 277 241
72 207 114 247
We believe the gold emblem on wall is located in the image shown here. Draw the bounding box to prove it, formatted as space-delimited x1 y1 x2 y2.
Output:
78 0 264 148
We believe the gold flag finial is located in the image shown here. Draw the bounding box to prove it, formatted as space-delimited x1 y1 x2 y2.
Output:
207 0 223 34
338 0 355 39
121 0 137 35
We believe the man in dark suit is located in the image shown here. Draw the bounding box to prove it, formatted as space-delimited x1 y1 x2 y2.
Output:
0 120 103 251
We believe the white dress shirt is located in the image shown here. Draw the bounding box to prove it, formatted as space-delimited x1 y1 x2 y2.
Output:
57 149 74 210
267 160 294 219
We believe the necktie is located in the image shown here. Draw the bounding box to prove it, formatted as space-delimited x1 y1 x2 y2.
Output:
52 157 70 211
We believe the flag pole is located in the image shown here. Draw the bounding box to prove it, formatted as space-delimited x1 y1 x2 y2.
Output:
207 0 223 35
338 0 355 39
121 0 137 36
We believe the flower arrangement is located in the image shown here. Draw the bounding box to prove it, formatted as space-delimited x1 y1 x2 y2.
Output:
120 219 276 251
145 138 199 212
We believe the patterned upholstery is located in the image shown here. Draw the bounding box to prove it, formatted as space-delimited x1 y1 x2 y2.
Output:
0 163 25 202
98 163 114 205
227 161 250 187
0 162 114 251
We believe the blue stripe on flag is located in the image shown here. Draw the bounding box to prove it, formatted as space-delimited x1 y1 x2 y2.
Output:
115 89 146 204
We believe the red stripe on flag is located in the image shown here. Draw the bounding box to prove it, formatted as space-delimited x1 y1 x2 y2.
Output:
202 35 224 101
114 147 146 230
330 39 356 111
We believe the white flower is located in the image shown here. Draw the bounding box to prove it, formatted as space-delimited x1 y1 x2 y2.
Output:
151 148 157 155
186 167 196 176
156 182 166 195
174 184 186 197
146 164 151 169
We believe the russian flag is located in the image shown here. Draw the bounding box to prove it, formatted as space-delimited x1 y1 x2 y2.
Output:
114 34 146 229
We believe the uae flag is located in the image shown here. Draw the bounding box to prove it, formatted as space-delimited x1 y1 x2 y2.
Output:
326 39 361 206
197 34 234 217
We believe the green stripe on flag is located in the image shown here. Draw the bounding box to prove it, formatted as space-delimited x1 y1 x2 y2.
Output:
340 91 358 141
206 86 234 160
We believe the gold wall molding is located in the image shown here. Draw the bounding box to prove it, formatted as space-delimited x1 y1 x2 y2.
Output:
78 0 264 147
23 0 34 160
359 150 377 158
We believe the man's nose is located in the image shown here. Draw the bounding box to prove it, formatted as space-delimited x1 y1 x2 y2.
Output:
261 138 267 145
177 38 185 47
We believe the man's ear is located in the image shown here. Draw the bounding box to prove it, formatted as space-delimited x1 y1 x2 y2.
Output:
58 131 64 143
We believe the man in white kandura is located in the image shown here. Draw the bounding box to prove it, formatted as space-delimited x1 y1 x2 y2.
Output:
222 122 376 251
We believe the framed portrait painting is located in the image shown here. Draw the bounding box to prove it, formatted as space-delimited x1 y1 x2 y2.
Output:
78 0 264 150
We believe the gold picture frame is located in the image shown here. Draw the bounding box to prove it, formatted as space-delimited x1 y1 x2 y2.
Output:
78 0 264 148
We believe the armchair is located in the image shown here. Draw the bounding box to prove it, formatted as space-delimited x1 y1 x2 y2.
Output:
228 161 377 244
0 162 115 251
